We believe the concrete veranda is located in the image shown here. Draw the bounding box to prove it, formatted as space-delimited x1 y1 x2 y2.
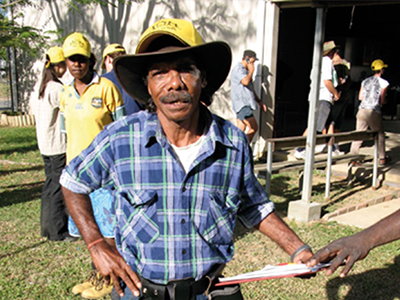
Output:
324 118 400 228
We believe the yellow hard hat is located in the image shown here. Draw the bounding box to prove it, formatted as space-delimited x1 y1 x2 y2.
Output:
63 32 91 58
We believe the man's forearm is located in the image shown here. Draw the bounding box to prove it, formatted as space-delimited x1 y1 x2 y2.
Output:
62 187 103 244
255 212 306 255
359 209 400 250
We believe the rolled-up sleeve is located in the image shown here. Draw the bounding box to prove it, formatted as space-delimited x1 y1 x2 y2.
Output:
237 144 275 228
60 127 115 194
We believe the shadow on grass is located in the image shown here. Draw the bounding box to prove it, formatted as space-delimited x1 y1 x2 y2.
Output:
0 241 46 260
0 165 43 175
0 144 39 156
325 255 400 300
0 181 42 208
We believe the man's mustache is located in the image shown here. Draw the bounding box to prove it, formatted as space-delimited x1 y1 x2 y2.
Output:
160 92 192 104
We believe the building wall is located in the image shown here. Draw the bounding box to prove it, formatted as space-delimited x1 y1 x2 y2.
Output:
19 0 278 156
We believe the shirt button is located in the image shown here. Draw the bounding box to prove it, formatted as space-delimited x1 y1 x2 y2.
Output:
182 249 186 255
181 219 186 224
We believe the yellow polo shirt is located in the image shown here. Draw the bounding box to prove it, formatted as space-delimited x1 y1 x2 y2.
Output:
60 72 125 164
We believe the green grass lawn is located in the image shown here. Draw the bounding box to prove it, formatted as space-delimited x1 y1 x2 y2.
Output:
1 126 400 300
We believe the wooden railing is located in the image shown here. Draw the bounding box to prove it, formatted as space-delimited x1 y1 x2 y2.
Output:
257 130 378 199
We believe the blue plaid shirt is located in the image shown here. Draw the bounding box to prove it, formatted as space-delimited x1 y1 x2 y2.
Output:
60 109 274 284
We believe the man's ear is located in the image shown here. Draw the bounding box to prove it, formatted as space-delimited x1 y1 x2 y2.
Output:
144 76 152 96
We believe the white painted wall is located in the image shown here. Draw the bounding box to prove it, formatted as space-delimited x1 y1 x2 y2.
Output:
21 0 279 155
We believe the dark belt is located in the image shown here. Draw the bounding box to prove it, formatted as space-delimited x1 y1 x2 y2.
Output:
140 264 225 300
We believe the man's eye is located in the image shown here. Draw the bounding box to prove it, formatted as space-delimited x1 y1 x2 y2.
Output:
179 65 195 73
150 70 164 77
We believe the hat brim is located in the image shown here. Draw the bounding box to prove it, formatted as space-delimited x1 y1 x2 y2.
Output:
323 46 340 56
113 41 232 105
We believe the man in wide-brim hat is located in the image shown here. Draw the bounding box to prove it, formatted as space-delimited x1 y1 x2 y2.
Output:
61 18 313 300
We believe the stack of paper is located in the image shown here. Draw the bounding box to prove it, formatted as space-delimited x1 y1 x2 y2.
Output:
216 262 332 286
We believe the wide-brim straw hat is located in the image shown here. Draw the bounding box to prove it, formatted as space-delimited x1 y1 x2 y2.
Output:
323 40 340 56
113 18 232 105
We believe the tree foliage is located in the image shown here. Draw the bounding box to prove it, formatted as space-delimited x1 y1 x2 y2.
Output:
0 0 141 60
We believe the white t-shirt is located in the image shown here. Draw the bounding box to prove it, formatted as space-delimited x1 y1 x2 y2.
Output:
170 135 206 173
359 76 389 114
33 81 66 156
309 56 337 104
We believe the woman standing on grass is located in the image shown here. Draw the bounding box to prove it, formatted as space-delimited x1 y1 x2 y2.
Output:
33 47 73 242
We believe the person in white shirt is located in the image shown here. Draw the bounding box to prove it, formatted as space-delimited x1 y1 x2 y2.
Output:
350 59 390 165
33 47 75 242
294 41 341 159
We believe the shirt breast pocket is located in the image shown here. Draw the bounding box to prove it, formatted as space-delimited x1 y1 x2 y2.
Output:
196 192 241 245
121 189 160 244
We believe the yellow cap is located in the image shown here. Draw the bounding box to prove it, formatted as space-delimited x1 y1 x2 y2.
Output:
63 32 91 58
371 59 388 71
45 46 65 68
101 43 126 69
136 18 203 54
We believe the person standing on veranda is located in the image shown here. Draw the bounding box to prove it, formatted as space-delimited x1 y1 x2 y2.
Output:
350 59 390 165
230 50 267 143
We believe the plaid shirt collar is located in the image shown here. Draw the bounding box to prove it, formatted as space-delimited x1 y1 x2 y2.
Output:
143 106 235 154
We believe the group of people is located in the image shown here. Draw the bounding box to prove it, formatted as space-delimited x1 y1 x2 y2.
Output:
33 33 143 298
32 17 398 300
292 40 390 164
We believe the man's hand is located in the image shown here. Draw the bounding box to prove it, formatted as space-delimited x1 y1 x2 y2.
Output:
90 241 142 297
306 234 370 278
333 91 341 101
247 60 255 73
292 249 313 264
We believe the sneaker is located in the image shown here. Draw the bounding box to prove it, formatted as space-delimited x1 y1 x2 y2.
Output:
332 149 343 156
71 270 98 295
294 149 306 160
81 276 113 299
315 144 326 153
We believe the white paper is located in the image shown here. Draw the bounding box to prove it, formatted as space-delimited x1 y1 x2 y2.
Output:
218 263 332 282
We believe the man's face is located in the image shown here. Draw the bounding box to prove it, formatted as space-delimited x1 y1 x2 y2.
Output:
247 57 256 64
147 56 206 125
66 55 90 80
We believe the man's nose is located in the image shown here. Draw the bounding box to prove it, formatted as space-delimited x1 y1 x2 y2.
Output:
167 70 185 90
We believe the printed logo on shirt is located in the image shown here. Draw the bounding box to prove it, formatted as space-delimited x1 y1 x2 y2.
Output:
91 98 103 108
75 103 83 110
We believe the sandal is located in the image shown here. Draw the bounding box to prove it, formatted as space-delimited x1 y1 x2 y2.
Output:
379 156 391 165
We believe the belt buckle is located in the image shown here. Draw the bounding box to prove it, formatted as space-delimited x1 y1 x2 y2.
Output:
167 278 194 300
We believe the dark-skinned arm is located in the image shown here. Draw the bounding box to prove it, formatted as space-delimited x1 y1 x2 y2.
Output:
255 211 313 263
307 209 400 277
62 187 142 297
